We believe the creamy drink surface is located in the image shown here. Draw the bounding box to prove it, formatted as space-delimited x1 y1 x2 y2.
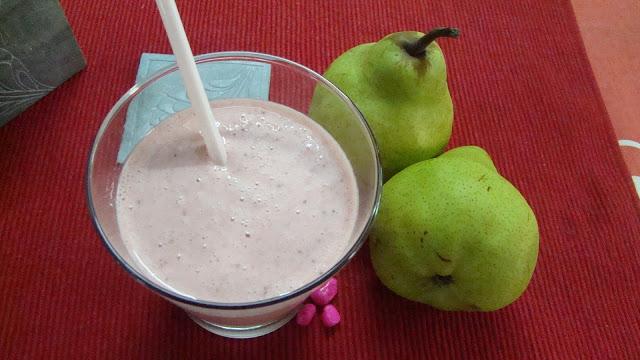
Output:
116 98 358 303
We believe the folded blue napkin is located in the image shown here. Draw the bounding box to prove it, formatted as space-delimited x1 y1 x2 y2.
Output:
117 53 271 163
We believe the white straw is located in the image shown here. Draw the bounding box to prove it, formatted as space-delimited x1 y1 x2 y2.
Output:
154 0 227 165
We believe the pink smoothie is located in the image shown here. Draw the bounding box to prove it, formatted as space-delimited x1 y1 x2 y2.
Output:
116 98 358 303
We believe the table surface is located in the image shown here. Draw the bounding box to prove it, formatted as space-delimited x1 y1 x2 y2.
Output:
572 0 640 196
1 0 640 358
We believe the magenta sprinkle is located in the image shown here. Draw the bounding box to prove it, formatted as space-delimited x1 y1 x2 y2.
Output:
310 277 338 305
321 304 341 327
296 303 316 326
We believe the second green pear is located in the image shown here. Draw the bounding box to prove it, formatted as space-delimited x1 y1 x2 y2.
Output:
309 28 459 179
370 146 539 311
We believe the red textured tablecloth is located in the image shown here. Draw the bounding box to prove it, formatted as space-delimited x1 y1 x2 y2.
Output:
2 0 640 358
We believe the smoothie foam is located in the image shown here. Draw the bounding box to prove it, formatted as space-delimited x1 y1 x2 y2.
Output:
116 98 358 303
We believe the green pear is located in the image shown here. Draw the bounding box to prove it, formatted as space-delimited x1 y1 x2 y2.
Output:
437 145 497 172
309 28 459 180
370 146 539 311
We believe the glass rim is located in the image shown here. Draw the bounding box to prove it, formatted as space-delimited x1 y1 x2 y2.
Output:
86 51 382 310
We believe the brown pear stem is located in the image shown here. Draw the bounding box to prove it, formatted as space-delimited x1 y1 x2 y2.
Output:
404 27 460 58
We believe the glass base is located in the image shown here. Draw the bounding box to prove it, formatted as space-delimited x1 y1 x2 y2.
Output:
188 310 297 339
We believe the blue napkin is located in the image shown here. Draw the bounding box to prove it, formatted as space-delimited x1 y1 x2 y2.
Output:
117 53 271 163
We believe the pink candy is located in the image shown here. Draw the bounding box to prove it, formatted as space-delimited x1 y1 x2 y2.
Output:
310 277 338 306
296 277 341 328
296 303 317 326
321 304 341 327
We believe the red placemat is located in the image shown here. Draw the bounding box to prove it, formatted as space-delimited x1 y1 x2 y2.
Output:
1 0 639 358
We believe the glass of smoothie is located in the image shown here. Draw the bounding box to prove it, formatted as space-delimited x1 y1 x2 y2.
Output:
87 52 381 338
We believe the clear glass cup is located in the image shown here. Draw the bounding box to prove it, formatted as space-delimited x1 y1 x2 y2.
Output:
86 52 381 338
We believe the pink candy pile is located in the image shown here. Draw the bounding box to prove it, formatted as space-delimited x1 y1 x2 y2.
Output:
296 277 340 328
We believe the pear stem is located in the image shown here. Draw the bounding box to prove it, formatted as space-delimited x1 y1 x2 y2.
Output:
404 27 460 58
